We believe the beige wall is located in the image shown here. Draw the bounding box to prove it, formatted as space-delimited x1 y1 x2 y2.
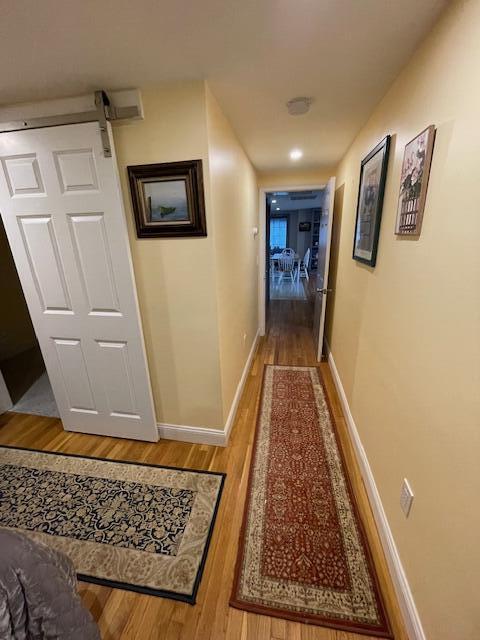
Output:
326 1 480 638
0 219 36 361
205 87 259 419
112 81 259 429
113 82 224 428
257 168 332 188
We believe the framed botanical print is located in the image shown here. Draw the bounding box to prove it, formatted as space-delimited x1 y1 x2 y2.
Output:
353 135 391 267
395 125 435 236
128 160 207 238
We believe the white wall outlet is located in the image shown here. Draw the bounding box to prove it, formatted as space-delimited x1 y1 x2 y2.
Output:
400 478 414 517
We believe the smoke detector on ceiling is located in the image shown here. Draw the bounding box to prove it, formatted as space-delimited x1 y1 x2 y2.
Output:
286 97 312 116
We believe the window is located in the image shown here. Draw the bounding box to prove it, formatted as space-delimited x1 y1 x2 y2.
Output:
270 217 288 251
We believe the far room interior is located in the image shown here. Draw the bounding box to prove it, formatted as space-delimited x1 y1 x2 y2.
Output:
264 183 334 363
267 189 323 306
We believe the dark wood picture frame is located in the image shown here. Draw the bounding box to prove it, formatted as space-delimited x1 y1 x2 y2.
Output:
352 135 390 267
128 160 207 238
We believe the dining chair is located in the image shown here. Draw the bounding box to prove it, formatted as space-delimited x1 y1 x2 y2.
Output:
269 256 276 276
299 248 310 281
277 249 296 283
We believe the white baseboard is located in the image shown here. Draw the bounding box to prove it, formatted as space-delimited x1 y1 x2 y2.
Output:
327 346 425 640
223 328 260 444
157 329 260 447
157 422 226 446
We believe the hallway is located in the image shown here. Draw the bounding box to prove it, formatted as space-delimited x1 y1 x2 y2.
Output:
0 301 406 640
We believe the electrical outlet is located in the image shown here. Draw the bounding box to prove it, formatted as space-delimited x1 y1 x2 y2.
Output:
400 479 414 517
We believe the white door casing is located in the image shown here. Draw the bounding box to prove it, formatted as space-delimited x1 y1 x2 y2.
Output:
0 121 158 441
0 370 12 414
313 176 336 360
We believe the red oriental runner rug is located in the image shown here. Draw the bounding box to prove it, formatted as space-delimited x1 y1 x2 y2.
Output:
230 365 392 638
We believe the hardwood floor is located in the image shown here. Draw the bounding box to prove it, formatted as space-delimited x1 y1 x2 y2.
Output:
0 299 407 640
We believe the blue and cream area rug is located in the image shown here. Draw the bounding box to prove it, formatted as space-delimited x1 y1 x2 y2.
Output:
0 446 225 604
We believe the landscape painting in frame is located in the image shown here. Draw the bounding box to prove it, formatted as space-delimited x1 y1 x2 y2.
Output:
352 135 390 267
395 125 435 236
128 160 207 238
145 179 189 223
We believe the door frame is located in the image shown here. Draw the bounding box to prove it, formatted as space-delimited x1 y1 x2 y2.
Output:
313 176 336 361
0 370 12 413
258 183 327 336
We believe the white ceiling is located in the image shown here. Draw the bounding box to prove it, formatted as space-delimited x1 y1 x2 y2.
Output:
0 0 447 172
268 190 323 212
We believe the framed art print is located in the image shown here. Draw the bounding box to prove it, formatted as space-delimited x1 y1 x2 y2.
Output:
395 125 435 236
353 135 391 267
128 160 207 238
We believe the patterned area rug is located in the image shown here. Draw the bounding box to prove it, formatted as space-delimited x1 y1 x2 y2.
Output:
231 365 392 637
0 447 224 604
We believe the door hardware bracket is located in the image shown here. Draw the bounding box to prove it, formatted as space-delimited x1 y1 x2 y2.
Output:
94 90 112 157
0 89 142 158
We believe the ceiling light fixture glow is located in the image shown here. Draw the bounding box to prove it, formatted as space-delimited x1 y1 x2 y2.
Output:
276 207 280 210
271 199 277 203
290 149 303 161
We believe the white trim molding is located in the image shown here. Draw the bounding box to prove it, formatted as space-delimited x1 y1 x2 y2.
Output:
0 370 12 414
223 328 260 443
157 422 226 446
157 329 260 447
326 344 426 640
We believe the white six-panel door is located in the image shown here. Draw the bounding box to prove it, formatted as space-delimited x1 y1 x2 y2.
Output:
0 121 158 441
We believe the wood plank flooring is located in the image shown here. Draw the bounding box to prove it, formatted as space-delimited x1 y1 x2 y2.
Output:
0 299 407 640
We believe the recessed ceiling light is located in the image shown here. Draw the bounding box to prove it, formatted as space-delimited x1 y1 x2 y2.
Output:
290 149 303 161
271 199 277 203
276 207 280 210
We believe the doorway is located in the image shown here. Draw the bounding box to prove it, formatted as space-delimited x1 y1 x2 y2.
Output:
267 190 321 307
0 215 59 417
259 179 335 359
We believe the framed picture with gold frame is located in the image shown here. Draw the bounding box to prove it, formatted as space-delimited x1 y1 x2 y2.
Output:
395 125 436 236
128 160 207 238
